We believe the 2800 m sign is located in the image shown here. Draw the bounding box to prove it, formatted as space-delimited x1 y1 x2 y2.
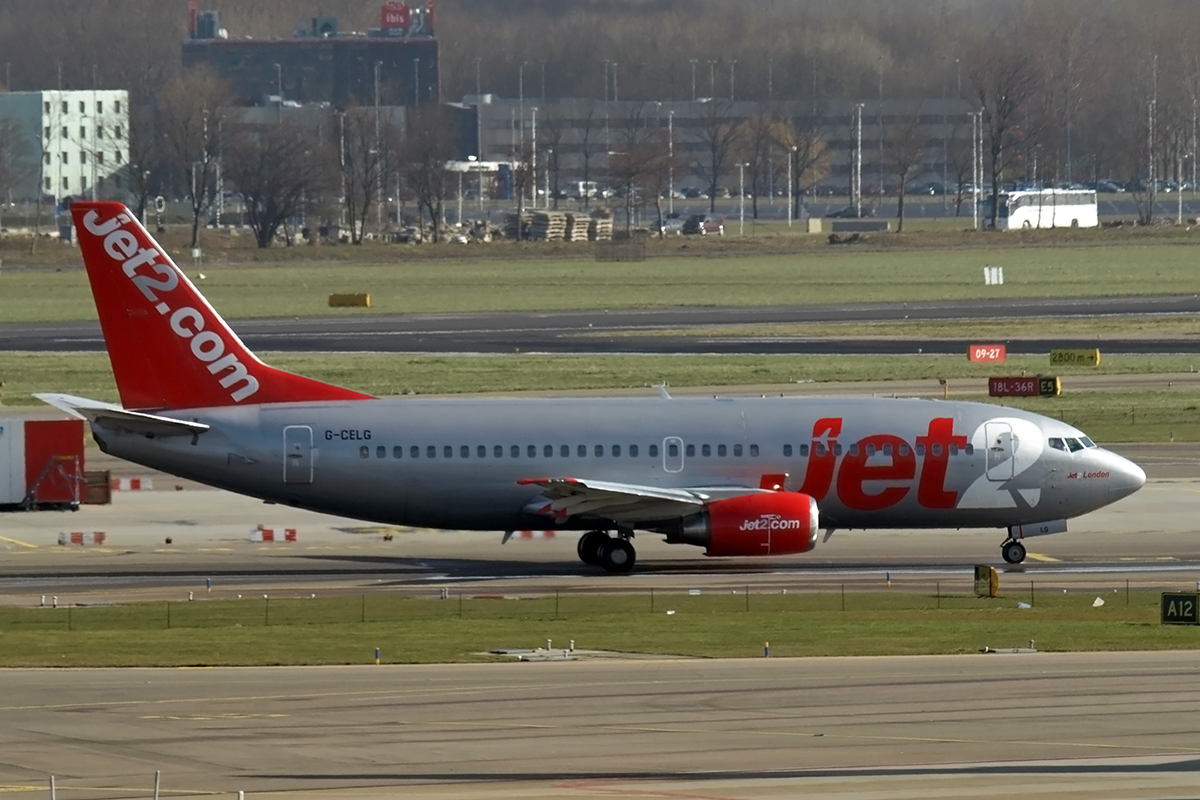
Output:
1161 593 1200 625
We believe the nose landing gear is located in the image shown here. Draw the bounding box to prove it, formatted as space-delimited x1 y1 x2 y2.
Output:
1001 539 1027 564
577 530 636 573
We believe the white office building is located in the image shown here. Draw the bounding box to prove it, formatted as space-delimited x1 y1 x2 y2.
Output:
0 89 130 202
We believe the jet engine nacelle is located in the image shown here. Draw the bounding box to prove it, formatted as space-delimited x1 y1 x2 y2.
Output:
677 492 820 557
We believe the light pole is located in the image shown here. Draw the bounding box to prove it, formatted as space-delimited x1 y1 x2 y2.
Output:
518 61 527 150
668 109 675 215
413 57 420 107
530 106 538 208
275 63 282 124
612 62 618 103
854 103 864 217
474 57 481 96
457 166 464 226
729 59 737 101
708 60 716 96
738 162 747 235
787 145 795 227
470 154 483 215
689 59 698 101
941 55 948 213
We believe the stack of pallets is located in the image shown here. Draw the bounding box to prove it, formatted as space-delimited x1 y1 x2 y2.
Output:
588 214 614 242
564 213 591 242
528 212 567 241
503 213 530 240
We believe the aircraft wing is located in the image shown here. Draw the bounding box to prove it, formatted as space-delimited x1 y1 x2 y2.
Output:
35 393 211 438
518 476 765 525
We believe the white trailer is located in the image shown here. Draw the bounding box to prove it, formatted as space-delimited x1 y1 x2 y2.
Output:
986 189 1099 230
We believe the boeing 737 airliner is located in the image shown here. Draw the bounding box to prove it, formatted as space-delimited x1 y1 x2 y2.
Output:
39 202 1146 572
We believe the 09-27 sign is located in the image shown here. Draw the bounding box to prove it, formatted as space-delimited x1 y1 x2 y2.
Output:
968 344 1006 362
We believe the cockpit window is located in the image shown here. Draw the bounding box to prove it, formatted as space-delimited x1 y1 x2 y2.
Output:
1048 437 1066 451
1080 436 1097 448
1066 438 1085 452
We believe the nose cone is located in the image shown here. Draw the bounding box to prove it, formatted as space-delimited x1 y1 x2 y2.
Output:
1106 451 1146 500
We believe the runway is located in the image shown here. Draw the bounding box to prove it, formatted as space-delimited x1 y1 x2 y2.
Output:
4 294 1200 354
3 654 1200 800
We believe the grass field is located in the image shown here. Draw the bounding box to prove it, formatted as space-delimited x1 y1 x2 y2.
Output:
4 239 1200 322
1 351 1196 441
0 590 1190 667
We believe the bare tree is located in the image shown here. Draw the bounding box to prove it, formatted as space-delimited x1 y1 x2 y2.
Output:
339 106 402 244
774 115 829 220
399 106 456 243
573 100 603 209
157 69 232 247
738 112 776 219
691 98 741 212
223 119 334 248
608 103 668 235
970 50 1042 227
0 115 33 229
884 119 930 231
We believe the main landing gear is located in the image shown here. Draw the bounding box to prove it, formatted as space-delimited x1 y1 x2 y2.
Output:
577 530 636 573
1001 539 1027 564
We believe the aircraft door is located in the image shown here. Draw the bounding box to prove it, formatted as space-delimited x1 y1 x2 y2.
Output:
984 421 1015 481
663 436 684 473
283 425 314 484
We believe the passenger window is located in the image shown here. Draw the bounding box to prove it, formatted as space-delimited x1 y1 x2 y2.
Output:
1067 438 1084 452
849 444 859 456
595 445 604 457
578 444 587 457
544 444 553 458
613 445 621 457
410 445 419 458
899 444 909 456
668 443 679 457
932 444 942 456
915 444 926 456
649 444 659 457
444 445 453 459
783 444 792 457
733 444 743 457
718 444 727 457
630 444 639 457
359 446 369 459
560 444 569 457
965 443 975 455
461 445 470 458
833 444 843 456
528 445 537 458
427 445 436 459
882 444 891 456
686 444 695 457
376 446 386 459
749 444 759 457
393 446 402 459
478 445 486 458
815 443 825 456
702 444 712 457
950 444 959 456
799 444 810 457
493 445 503 458
511 445 520 458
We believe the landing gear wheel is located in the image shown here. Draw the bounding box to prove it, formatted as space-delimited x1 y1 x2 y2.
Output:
1001 539 1027 564
577 531 609 566
599 537 636 573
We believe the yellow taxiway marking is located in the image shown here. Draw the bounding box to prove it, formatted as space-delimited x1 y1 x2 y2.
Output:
1024 552 1060 562
140 712 289 721
0 534 37 549
0 787 220 796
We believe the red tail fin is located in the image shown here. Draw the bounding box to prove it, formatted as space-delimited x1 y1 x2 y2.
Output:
72 201 372 410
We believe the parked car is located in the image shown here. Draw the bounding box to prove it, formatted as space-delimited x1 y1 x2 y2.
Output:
659 212 685 236
825 205 873 218
682 214 725 235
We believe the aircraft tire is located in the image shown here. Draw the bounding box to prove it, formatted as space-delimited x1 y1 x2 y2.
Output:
577 531 609 566
1001 540 1026 564
600 537 636 573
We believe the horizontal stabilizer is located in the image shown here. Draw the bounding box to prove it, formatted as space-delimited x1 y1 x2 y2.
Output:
35 393 211 438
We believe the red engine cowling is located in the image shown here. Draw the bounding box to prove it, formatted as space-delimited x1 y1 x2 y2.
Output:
698 492 820 557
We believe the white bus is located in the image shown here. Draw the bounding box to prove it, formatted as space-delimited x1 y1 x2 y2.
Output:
985 189 1098 230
